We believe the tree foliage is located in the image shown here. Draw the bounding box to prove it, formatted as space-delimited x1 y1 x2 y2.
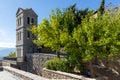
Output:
72 11 120 62
30 3 120 77
71 10 120 77
8 52 16 58
45 58 72 72
30 5 89 58
98 0 105 14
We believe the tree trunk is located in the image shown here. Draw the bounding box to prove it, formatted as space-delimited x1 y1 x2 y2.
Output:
89 61 95 78
56 51 60 58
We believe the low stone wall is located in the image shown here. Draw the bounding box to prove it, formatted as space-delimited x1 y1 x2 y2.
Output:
26 53 57 75
42 68 96 80
0 60 2 66
3 66 47 80
2 60 11 66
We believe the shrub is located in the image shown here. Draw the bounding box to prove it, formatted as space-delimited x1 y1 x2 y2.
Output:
45 58 72 72
45 58 58 70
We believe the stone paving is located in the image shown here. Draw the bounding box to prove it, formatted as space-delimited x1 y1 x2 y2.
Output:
0 71 23 80
3 66 47 80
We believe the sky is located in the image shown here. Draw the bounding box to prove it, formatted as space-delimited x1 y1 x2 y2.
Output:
0 0 120 48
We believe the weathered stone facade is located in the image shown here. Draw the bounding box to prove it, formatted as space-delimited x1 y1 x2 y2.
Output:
16 8 38 63
26 53 57 75
15 8 53 71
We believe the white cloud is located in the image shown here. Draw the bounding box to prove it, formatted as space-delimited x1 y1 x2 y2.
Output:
0 29 16 48
0 42 15 48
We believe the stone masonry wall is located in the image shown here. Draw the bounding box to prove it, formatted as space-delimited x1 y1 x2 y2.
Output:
2 60 11 66
42 68 96 80
26 53 56 75
93 56 120 80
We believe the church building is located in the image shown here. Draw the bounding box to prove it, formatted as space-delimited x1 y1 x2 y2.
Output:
16 8 38 63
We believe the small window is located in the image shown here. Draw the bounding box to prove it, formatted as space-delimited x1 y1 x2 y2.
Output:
17 19 18 26
19 32 21 40
19 17 21 26
31 18 34 24
17 32 21 41
27 17 30 24
17 19 19 26
17 17 22 27
27 31 30 39
17 32 19 41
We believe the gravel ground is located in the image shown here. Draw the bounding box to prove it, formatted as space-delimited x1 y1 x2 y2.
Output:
0 71 23 80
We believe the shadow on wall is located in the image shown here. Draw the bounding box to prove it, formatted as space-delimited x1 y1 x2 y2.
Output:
26 54 35 74
94 56 120 80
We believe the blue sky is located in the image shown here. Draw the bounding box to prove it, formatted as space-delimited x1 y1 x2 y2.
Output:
0 0 120 48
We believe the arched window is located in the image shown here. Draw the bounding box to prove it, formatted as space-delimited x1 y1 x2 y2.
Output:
17 31 22 41
31 18 34 24
27 17 30 24
18 18 20 26
17 18 19 26
19 32 21 40
18 17 22 26
27 31 30 39
17 32 19 41
19 17 21 26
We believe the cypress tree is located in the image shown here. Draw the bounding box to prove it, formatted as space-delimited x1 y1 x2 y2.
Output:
99 0 105 14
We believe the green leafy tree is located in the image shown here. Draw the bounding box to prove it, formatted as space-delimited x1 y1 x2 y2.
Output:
31 5 89 58
73 10 120 77
98 0 105 14
31 9 65 58
65 4 89 34
30 2 120 78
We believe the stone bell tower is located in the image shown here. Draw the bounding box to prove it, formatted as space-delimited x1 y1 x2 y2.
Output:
16 8 38 62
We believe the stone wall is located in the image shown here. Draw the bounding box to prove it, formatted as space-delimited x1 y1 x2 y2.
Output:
42 68 96 80
93 56 120 80
3 66 47 80
2 60 11 66
26 53 57 75
0 60 2 66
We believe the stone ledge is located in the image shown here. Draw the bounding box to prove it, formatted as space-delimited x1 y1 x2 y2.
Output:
3 66 47 80
42 68 96 80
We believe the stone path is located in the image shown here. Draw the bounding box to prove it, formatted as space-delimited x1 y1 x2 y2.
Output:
3 66 47 80
0 71 23 80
